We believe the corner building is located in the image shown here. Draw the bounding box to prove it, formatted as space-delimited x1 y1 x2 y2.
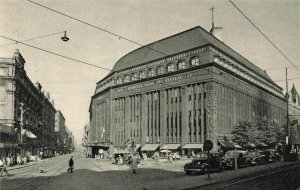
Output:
89 26 287 155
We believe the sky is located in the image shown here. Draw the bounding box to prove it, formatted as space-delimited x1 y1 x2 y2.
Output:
0 0 299 145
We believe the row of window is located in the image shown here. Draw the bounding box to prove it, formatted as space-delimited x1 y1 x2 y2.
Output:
116 57 200 85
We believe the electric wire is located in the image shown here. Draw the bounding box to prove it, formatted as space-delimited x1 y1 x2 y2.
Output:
25 0 166 56
0 35 111 71
265 66 300 71
0 31 65 47
273 77 300 82
228 0 300 71
0 35 219 90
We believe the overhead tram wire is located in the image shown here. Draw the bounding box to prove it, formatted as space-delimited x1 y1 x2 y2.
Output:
274 77 300 83
0 35 111 72
0 31 66 47
1 34 292 92
265 66 300 71
0 35 183 89
25 0 166 56
228 0 300 71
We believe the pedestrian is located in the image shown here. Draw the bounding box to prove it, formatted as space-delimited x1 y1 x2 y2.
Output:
130 153 138 174
67 156 74 173
168 153 173 163
118 155 123 166
154 152 160 165
0 158 9 177
38 156 46 173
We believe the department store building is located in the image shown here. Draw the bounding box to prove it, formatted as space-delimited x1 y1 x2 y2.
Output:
89 26 287 156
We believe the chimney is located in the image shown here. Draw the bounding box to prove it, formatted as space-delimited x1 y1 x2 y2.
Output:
209 7 223 41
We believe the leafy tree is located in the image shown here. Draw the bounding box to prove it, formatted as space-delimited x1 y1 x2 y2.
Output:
232 120 285 147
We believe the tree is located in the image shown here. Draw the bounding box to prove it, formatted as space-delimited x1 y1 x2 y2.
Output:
232 120 285 147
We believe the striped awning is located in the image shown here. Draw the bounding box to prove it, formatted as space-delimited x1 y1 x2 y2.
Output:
22 129 37 139
141 144 159 151
182 144 203 149
160 144 181 150
218 139 235 149
0 123 14 134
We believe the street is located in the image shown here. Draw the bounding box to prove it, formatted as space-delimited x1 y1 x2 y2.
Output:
1 153 299 190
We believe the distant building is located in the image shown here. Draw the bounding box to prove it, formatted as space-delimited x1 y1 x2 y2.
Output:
89 26 287 157
55 110 66 153
82 124 92 157
0 50 56 159
289 85 300 149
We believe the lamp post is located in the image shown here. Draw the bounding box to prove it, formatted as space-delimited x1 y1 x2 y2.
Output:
19 103 24 156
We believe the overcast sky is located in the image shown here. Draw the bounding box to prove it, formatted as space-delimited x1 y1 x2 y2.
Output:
0 0 299 144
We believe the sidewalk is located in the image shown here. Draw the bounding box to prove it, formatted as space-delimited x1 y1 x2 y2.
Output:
6 161 37 171
6 156 59 171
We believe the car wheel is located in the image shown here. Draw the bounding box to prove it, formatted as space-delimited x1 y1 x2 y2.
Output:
246 161 251 167
185 171 191 175
219 164 225 172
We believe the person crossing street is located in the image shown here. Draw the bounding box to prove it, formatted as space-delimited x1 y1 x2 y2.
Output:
0 158 9 177
67 156 74 173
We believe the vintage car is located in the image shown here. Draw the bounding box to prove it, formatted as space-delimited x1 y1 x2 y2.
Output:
184 152 226 175
224 150 252 169
245 150 266 166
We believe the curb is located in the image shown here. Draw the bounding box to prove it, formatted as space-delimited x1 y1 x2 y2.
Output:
7 162 38 171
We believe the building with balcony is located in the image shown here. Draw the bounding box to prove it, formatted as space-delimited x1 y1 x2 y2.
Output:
0 49 56 159
89 26 287 157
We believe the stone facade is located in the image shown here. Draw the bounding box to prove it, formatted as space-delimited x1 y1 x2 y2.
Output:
89 26 287 155
55 110 66 153
0 50 56 159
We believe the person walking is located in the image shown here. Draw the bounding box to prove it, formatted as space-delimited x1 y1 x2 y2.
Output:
130 153 138 174
67 156 74 173
0 158 9 177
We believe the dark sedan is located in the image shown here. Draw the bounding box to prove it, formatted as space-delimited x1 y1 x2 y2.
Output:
184 153 225 175
224 150 251 169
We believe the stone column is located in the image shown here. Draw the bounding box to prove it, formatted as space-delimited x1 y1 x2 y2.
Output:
159 90 167 145
141 93 148 146
181 86 188 145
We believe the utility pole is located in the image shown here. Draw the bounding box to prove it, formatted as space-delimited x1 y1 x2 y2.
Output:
20 102 24 156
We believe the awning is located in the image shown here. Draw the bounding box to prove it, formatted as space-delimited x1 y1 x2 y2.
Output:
244 142 256 148
234 144 242 149
161 144 181 150
22 129 37 138
0 123 14 134
218 140 235 149
114 149 130 154
141 144 160 151
0 142 19 148
135 144 141 149
182 144 203 149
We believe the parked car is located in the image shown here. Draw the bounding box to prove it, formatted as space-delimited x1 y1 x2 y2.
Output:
224 150 251 169
184 152 225 175
245 150 265 166
171 152 181 160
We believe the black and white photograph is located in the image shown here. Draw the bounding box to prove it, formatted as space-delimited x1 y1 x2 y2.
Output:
0 0 299 189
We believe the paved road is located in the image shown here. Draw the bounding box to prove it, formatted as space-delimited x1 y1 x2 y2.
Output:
0 153 299 190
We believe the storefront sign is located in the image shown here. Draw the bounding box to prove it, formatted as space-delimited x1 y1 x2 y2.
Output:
206 88 217 139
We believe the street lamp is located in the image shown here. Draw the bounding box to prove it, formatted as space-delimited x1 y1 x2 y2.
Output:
61 31 69 42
